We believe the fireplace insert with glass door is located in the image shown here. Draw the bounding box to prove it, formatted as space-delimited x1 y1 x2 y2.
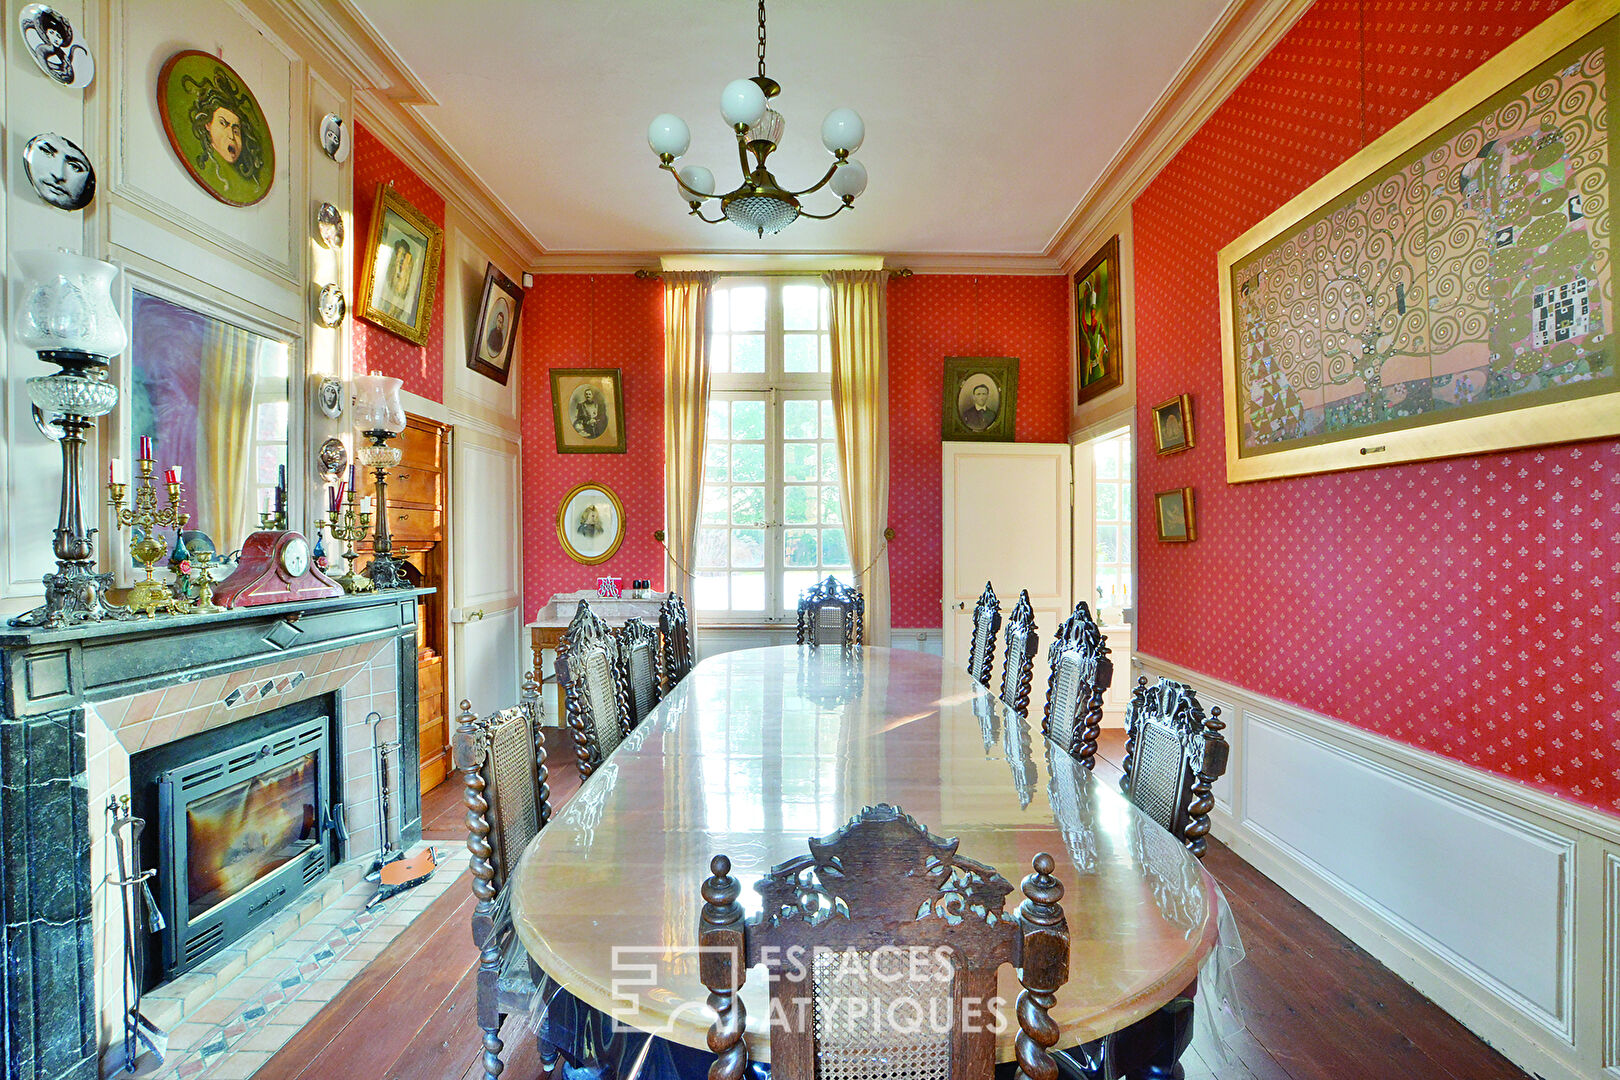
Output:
152 708 338 979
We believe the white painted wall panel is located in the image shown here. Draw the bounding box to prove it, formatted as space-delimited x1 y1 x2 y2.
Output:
1244 716 1570 1028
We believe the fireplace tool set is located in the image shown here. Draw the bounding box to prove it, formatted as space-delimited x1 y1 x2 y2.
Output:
365 709 438 908
105 795 169 1075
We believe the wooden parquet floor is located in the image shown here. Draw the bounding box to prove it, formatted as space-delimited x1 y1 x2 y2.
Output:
255 728 1528 1080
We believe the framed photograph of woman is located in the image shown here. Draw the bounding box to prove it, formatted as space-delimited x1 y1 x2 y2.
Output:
1155 487 1196 542
156 50 275 207
468 264 524 385
941 356 1018 441
357 182 443 346
550 368 626 454
557 482 625 564
1151 394 1194 454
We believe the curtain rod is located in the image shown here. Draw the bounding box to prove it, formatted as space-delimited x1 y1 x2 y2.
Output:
634 268 912 280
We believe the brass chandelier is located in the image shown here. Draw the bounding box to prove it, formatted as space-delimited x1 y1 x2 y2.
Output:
647 0 867 238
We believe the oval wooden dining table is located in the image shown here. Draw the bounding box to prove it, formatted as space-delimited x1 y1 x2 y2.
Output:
509 645 1219 1062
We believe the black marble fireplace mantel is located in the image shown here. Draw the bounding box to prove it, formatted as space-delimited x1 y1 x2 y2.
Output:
0 589 430 1080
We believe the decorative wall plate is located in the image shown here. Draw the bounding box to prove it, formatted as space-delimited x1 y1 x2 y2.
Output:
316 201 344 249
318 113 350 163
23 132 94 210
156 49 276 207
317 437 348 480
20 4 93 88
315 283 346 328
317 377 344 419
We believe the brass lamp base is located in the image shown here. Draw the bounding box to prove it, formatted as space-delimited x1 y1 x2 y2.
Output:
7 564 123 629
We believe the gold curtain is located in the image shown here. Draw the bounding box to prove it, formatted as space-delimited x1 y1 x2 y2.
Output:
824 270 890 645
662 271 716 604
197 320 257 552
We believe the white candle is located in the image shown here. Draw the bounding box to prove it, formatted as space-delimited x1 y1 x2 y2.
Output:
361 496 374 514
109 457 126 485
260 489 272 513
172 465 183 484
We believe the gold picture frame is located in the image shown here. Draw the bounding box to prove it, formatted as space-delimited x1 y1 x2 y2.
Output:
550 368 626 454
557 481 625 565
1074 236 1123 406
1151 394 1194 455
357 182 443 346
1154 487 1195 543
941 356 1018 441
1219 2 1620 483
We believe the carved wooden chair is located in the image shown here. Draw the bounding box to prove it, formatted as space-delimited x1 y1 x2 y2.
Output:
617 617 663 727
659 592 695 689
967 581 1002 687
1041 602 1112 770
795 574 865 647
700 803 1069 1080
998 590 1038 716
556 600 632 780
454 698 552 1080
1120 676 1229 859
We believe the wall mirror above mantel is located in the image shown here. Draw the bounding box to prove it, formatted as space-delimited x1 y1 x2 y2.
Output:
117 275 302 569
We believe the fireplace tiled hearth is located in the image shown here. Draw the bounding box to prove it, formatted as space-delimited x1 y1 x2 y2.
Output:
0 591 430 1080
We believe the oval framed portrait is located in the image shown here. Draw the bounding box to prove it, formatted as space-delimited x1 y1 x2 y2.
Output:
156 50 276 207
23 132 95 210
557 481 624 565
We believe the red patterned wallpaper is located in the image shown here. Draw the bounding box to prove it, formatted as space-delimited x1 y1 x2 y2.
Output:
351 123 446 403
887 275 1071 628
520 275 666 621
1133 0 1620 813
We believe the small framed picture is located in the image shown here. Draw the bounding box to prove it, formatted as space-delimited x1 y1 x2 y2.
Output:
550 368 625 454
941 356 1019 441
357 182 443 346
1151 394 1194 455
557 482 624 565
1155 487 1196 543
468 264 523 385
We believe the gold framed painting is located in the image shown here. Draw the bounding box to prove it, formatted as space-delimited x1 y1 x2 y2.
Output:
357 182 443 346
1151 394 1194 454
1074 236 1123 406
1219 3 1620 483
1154 487 1195 543
550 368 626 453
557 481 624 565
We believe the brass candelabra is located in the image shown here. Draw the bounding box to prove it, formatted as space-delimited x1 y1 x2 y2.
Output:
327 489 374 594
109 458 192 618
259 510 288 531
188 549 226 614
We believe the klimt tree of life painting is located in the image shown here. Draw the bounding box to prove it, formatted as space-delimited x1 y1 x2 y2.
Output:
1229 39 1614 467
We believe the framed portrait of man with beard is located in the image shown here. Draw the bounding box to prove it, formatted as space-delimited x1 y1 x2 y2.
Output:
550 368 626 454
157 51 276 207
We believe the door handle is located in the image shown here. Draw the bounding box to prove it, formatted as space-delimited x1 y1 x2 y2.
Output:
468 609 485 621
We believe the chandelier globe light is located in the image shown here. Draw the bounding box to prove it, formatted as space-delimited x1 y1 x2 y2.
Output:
647 0 867 238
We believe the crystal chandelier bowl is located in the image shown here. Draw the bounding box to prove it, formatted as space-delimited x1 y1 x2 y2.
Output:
27 372 118 419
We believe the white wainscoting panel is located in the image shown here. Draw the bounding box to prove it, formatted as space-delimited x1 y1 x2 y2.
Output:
1136 652 1619 1080
1244 715 1572 1033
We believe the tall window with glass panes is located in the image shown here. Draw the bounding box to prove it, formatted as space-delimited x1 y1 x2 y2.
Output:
695 279 851 621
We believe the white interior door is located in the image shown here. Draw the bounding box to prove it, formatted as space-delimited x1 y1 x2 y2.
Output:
449 425 523 715
942 443 1071 718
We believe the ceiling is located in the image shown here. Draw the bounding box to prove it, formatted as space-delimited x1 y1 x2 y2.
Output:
347 0 1233 258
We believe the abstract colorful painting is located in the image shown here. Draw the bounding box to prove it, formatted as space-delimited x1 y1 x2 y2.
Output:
1221 11 1620 481
1074 235 1123 405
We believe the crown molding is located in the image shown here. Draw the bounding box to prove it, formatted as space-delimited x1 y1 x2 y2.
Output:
528 250 1064 276
1046 0 1314 272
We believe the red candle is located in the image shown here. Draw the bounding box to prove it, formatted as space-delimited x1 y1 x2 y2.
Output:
139 435 152 460
164 468 176 484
